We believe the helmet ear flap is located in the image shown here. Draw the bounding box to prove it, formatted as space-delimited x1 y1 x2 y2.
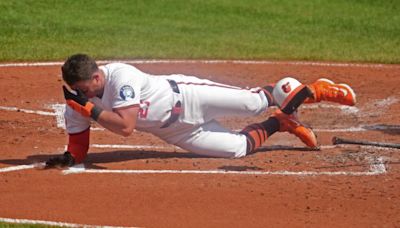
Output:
272 77 312 114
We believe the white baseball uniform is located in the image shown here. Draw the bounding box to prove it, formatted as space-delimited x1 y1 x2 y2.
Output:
65 63 270 158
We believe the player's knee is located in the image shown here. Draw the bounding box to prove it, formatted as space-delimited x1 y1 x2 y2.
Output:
188 148 246 159
233 151 247 158
120 128 134 137
229 146 248 158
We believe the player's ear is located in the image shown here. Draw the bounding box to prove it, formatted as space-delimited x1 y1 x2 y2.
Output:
92 73 100 82
92 69 104 83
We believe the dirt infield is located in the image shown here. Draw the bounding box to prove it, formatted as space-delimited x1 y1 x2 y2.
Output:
1 61 400 227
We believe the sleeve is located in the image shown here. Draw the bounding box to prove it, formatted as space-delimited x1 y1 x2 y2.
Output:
110 66 144 109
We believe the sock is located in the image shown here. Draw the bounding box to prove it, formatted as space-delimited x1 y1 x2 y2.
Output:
263 84 276 107
260 117 280 134
240 117 280 154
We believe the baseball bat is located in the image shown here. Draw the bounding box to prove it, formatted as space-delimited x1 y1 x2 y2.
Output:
332 136 400 149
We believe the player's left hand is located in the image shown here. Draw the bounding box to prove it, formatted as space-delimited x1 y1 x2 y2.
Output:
63 86 102 120
45 151 75 168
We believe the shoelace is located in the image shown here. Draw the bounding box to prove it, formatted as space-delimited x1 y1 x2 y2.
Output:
321 85 345 100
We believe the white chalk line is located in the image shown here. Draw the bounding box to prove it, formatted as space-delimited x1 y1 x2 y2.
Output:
0 164 35 173
62 166 386 176
0 217 139 228
0 104 103 131
93 144 396 151
91 144 172 150
0 106 56 116
301 103 359 114
0 59 399 69
0 163 386 177
49 103 66 129
369 157 387 173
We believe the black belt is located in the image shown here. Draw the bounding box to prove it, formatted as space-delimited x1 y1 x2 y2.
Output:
161 80 182 128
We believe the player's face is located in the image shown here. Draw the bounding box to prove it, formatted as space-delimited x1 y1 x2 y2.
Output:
72 74 103 98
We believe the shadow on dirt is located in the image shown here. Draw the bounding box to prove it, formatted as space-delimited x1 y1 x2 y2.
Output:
0 145 318 168
218 165 263 171
0 150 203 167
256 145 320 152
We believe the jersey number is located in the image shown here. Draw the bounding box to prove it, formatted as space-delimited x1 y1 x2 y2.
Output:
138 101 150 119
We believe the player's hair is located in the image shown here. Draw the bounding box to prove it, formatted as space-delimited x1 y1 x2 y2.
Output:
61 54 98 86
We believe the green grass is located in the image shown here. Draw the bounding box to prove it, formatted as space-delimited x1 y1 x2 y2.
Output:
0 222 58 228
0 0 399 63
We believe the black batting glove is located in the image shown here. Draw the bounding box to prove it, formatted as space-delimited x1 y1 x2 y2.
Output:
62 86 103 120
63 86 89 106
45 151 75 168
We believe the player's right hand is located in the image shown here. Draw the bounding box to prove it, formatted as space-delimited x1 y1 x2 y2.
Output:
45 151 75 168
63 86 94 116
63 86 102 120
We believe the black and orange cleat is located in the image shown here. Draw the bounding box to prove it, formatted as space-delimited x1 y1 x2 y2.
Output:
272 110 318 148
306 78 356 106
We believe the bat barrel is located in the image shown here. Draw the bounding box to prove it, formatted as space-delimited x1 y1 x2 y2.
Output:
332 137 400 149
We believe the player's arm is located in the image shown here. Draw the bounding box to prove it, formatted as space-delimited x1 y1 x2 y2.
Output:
45 87 139 168
63 85 139 136
96 105 139 137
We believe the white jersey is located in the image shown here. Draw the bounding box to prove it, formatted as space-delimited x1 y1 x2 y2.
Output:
65 63 175 133
65 63 270 158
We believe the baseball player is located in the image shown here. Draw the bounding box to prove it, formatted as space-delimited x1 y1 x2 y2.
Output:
45 54 356 167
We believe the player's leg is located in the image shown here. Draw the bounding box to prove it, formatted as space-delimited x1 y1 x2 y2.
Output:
173 112 317 158
240 109 317 154
172 75 316 121
173 120 249 158
175 76 274 121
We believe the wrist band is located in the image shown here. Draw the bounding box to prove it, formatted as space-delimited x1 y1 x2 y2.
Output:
90 105 103 121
